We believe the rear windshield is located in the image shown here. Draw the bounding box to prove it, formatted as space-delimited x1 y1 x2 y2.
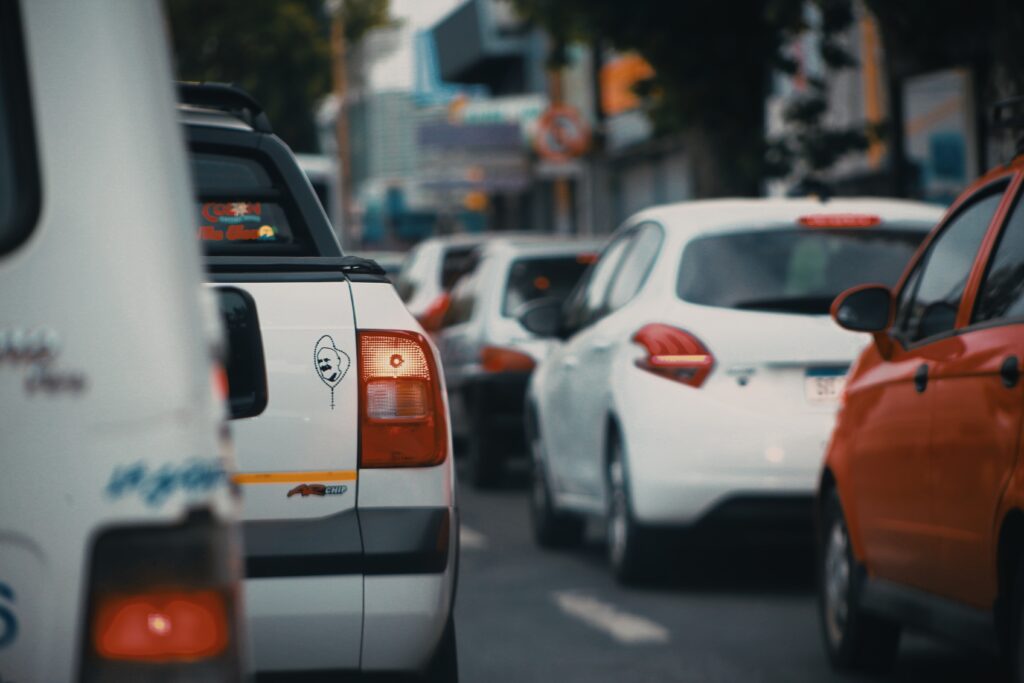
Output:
503 255 592 317
677 227 927 315
441 246 478 290
191 151 312 256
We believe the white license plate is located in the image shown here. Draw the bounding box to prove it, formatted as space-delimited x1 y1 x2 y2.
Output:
804 373 846 403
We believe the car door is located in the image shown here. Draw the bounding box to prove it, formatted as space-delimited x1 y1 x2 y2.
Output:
545 232 635 493
849 184 1007 593
927 176 1024 607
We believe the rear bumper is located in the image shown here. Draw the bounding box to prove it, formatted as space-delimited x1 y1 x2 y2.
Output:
243 506 456 674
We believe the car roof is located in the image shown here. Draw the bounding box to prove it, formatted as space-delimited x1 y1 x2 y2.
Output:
478 237 603 259
630 197 946 239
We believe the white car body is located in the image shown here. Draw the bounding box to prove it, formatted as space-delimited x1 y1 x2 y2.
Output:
397 234 493 321
0 2 241 681
527 198 944 577
185 97 458 677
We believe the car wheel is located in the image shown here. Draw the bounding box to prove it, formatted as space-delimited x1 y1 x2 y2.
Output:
606 435 652 584
530 434 584 548
464 414 502 489
423 617 458 682
818 488 900 672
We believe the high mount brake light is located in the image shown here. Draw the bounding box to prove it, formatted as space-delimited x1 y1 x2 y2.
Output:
632 323 714 387
481 345 535 373
94 591 229 661
798 214 881 228
359 330 448 467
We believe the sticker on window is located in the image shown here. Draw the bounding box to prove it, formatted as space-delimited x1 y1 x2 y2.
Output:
197 201 293 244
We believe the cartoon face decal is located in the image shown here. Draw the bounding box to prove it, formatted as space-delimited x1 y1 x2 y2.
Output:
314 335 350 409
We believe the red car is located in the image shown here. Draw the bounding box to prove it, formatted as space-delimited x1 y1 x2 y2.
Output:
820 109 1024 676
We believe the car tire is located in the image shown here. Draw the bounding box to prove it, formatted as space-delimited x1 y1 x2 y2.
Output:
818 488 900 672
423 617 458 682
606 434 653 585
530 438 584 549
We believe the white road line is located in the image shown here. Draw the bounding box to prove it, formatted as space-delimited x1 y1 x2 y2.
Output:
460 525 488 550
552 591 670 644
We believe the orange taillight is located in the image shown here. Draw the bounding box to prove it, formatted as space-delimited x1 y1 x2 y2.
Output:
359 330 447 468
93 590 229 662
480 345 536 373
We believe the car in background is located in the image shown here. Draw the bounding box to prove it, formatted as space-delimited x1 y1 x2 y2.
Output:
436 237 599 487
396 234 493 330
0 2 244 681
297 152 343 240
181 84 458 680
521 198 944 583
357 249 406 280
818 107 1024 676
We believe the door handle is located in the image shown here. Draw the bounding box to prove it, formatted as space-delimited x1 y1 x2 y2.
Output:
1001 355 1020 388
914 363 928 393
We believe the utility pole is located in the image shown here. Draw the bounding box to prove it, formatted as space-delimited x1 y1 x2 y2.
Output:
330 4 357 249
547 66 573 235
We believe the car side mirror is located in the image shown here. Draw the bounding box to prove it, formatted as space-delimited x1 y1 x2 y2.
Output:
831 284 895 359
215 287 268 420
518 297 563 338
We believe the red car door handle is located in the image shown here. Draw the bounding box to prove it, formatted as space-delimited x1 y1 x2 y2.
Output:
1001 355 1020 388
914 363 928 393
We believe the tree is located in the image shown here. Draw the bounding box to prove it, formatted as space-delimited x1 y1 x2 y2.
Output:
167 0 332 153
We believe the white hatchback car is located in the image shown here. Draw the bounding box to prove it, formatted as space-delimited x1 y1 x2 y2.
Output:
522 198 944 582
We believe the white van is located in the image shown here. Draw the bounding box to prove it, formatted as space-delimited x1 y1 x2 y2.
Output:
0 2 244 681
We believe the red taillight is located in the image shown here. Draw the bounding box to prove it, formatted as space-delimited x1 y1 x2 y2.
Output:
94 590 229 662
359 330 447 467
798 213 881 228
632 323 714 387
211 363 229 402
418 293 451 332
480 345 536 373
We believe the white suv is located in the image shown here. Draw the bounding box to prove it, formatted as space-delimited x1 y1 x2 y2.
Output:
0 3 243 681
181 84 459 679
523 198 943 583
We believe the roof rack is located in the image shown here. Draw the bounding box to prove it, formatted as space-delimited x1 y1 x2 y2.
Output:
176 81 273 134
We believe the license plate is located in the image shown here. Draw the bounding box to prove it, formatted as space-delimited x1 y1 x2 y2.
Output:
805 368 847 404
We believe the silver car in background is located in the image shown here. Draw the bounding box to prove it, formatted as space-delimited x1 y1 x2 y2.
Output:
436 237 600 487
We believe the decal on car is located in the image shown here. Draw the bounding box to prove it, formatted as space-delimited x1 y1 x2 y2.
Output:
314 334 350 409
0 583 16 650
105 458 227 507
286 483 348 498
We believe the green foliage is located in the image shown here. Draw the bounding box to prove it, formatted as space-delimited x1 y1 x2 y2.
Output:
338 0 395 45
167 0 332 153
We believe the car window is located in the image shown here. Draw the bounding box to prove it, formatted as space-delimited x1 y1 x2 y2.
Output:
502 254 594 317
678 225 927 315
605 223 663 311
395 244 427 302
0 0 39 255
442 270 478 327
562 231 635 333
897 186 1006 343
441 246 478 290
191 151 314 256
973 192 1024 324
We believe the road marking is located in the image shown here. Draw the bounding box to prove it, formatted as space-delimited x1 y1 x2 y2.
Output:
460 525 488 550
552 591 670 644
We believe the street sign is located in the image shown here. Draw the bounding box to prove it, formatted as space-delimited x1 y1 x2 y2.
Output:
534 104 590 162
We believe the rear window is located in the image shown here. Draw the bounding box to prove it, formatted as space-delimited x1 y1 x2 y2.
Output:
677 227 927 315
191 151 312 256
441 246 478 290
503 255 593 317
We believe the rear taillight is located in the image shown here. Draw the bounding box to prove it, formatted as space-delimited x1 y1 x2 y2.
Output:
418 293 451 332
632 323 714 388
359 330 448 468
480 345 535 373
81 511 242 682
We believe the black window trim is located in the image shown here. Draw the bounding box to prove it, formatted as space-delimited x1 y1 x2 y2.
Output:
891 178 1014 351
564 227 638 335
0 0 41 256
966 174 1024 332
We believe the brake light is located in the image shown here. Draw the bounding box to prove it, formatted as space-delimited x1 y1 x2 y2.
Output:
94 591 228 661
798 214 881 228
418 293 451 332
359 330 447 467
632 323 714 387
481 345 536 373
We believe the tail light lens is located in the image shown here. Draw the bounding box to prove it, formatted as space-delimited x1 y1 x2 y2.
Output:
632 323 714 388
81 511 242 682
359 330 448 467
480 345 535 373
418 293 451 332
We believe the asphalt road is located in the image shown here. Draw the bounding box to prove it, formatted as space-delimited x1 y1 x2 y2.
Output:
453 467 1004 683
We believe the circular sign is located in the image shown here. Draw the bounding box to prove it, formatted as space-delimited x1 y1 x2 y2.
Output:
534 105 590 162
